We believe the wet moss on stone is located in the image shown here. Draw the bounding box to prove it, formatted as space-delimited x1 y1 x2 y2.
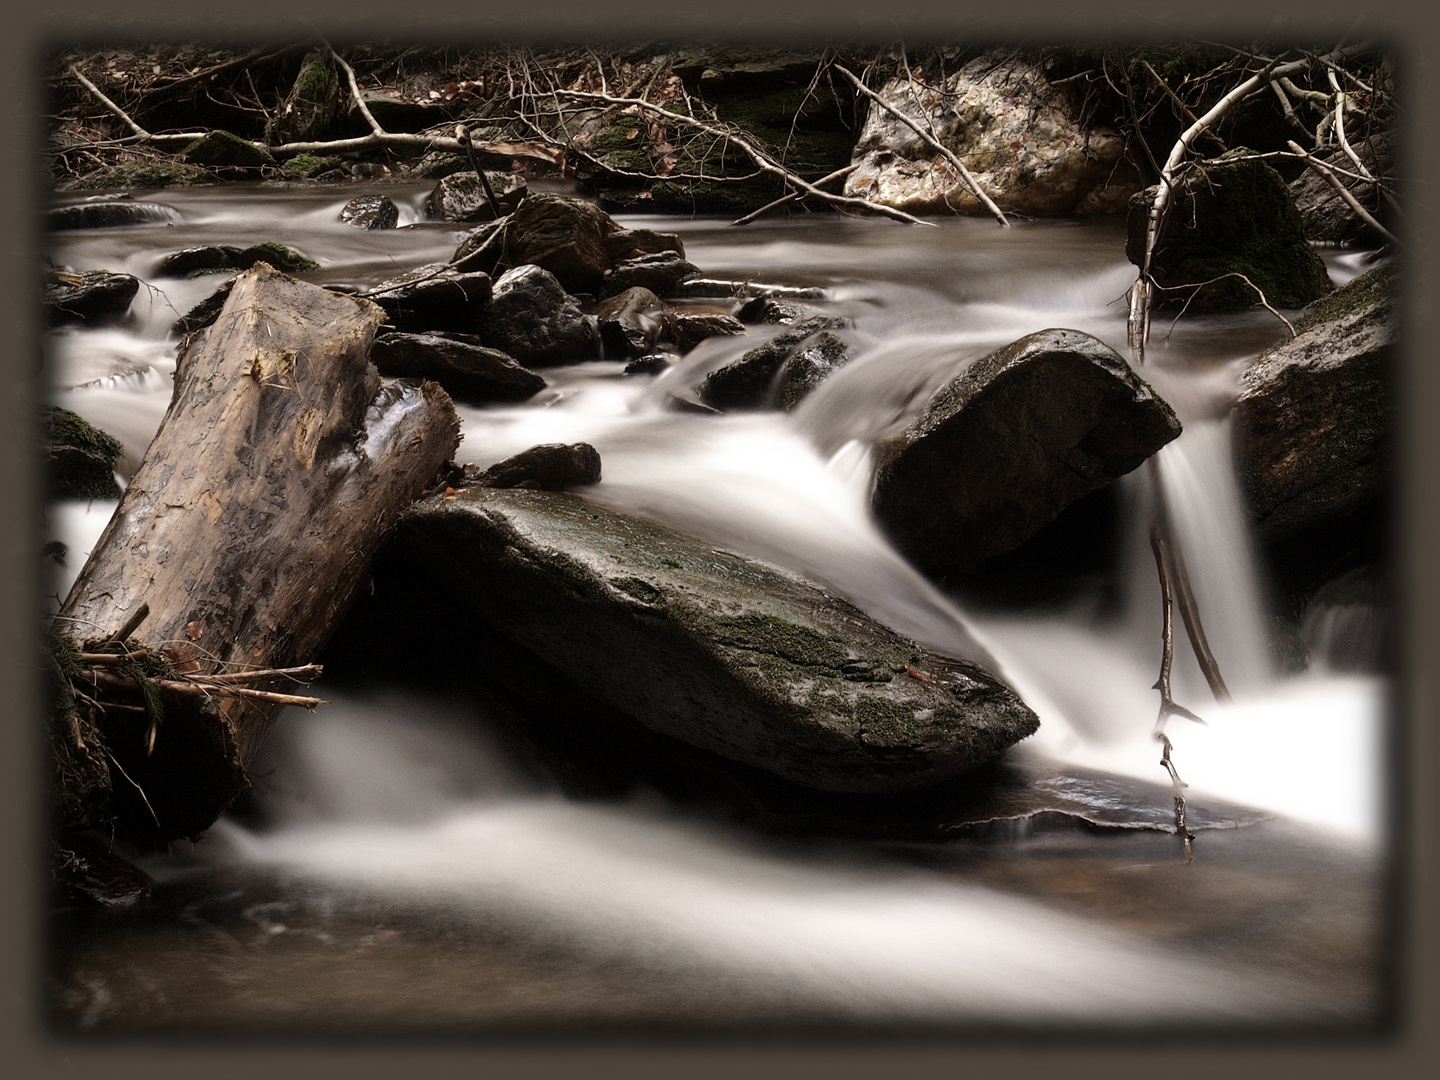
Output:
235 241 320 273
66 161 212 190
43 407 124 500
181 129 277 169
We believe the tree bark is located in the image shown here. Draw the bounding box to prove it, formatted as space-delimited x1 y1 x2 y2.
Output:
59 263 460 841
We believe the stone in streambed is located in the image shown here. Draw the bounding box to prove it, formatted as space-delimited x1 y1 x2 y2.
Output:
340 194 400 230
480 264 600 366
44 270 139 329
590 286 666 358
872 328 1182 579
42 406 124 500
369 333 545 405
502 191 619 295
697 315 848 409
393 488 1038 793
45 201 178 230
599 251 701 299
474 443 602 490
367 264 493 334
427 170 526 222
1232 264 1396 542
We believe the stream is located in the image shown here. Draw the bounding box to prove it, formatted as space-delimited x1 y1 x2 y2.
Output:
41 181 1389 1034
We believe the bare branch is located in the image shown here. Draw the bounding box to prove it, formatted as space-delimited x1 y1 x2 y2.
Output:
730 163 858 226
1287 140 1400 247
67 65 151 138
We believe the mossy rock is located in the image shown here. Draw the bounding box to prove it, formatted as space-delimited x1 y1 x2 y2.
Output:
1126 149 1333 312
64 161 212 191
281 154 344 180
181 130 277 169
408 151 471 179
233 242 320 273
42 407 124 500
267 50 341 144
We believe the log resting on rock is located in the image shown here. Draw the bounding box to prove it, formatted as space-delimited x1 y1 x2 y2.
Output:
391 488 1039 793
59 263 460 841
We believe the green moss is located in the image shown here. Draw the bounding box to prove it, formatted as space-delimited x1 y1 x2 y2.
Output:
43 407 124 500
282 154 342 180
709 611 849 670
611 576 664 604
67 161 212 190
855 695 918 741
1296 264 1394 334
235 241 320 273
181 129 277 168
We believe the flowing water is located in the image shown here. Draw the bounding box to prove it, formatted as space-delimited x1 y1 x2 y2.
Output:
41 182 1390 1034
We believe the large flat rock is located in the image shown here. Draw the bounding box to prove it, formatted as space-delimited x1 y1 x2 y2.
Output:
872 328 1181 580
392 489 1038 794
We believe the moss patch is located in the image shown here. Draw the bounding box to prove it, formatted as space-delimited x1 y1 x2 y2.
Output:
181 129 277 168
234 241 320 273
43 407 124 500
1296 264 1394 334
282 154 343 180
709 611 849 670
66 161 211 191
855 696 919 742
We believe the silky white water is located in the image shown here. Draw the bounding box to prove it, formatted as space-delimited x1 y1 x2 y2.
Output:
43 185 1388 1027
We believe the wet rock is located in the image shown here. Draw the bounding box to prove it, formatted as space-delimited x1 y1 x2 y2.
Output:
600 252 701 299
450 216 509 275
180 129 277 169
872 328 1182 579
737 295 812 325
591 286 666 358
44 270 140 329
367 264 493 335
42 407 123 500
59 161 211 191
1126 149 1333 312
480 264 600 366
45 201 177 229
232 242 320 273
154 245 245 277
408 150 470 179
1233 264 1395 541
392 488 1038 793
502 192 619 294
340 194 400 230
267 49 341 144
605 227 685 263
775 330 850 410
667 309 748 354
475 443 602 490
427 170 526 222
280 154 345 181
697 316 847 409
624 354 674 376
51 834 155 910
169 279 234 337
370 333 545 405
845 47 1142 216
1290 130 1395 247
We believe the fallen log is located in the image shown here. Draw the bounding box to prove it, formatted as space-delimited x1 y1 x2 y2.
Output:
57 262 460 842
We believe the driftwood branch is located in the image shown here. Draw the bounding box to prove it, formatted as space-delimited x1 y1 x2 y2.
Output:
730 163 858 226
548 86 935 227
831 63 1010 227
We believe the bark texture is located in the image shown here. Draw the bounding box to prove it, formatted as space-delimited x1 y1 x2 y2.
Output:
60 263 460 840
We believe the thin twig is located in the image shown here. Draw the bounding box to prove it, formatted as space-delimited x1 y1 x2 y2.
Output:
730 163 858 226
67 65 150 138
103 748 160 828
1287 140 1399 247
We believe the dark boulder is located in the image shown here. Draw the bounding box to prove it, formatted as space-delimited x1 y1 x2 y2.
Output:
1233 264 1395 542
44 270 139 329
872 328 1182 579
45 202 177 230
42 407 124 500
502 192 619 295
427 170 526 222
697 316 847 409
624 355 674 376
737 295 813 325
605 227 685 263
367 264 493 335
169 279 235 337
154 245 244 277
391 488 1039 793
232 242 320 273
775 330 850 410
340 194 400 230
1126 149 1333 312
450 217 509 274
475 443 602 490
179 129 276 170
591 286 666 358
599 252 701 299
480 264 600 366
370 333 545 405
667 309 748 354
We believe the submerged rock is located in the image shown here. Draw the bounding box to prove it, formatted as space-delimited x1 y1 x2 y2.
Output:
1233 264 1396 541
340 194 400 230
1126 149 1333 312
697 316 848 409
873 328 1182 579
475 443 602 490
845 48 1141 216
370 333 545 405
481 264 600 366
775 330 850 410
44 270 140 328
600 251 701 299
591 286 666 358
393 488 1038 793
45 201 177 229
367 264 493 334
